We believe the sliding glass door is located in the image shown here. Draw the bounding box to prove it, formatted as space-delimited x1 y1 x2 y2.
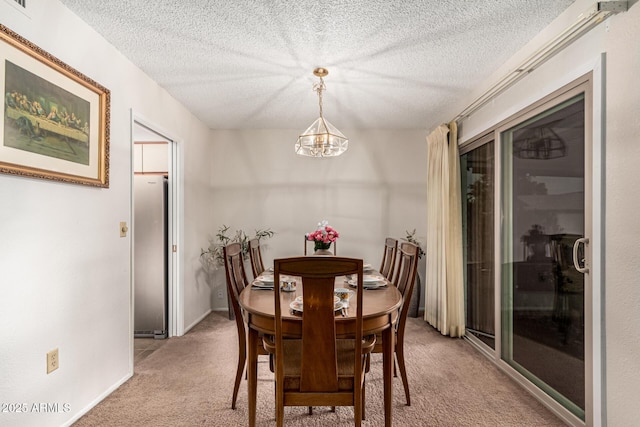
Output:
461 75 593 423
461 138 495 349
500 89 588 419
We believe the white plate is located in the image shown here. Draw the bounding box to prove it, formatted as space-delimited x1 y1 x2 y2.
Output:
253 277 274 288
363 274 384 283
290 296 342 313
294 296 340 304
347 279 387 289
252 283 273 289
256 275 274 284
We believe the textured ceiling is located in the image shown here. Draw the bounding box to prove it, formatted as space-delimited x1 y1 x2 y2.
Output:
58 0 575 131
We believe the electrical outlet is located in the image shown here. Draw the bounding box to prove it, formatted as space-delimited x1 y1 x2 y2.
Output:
47 348 59 374
217 290 224 299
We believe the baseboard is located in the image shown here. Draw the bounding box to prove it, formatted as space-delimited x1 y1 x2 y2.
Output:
62 371 132 427
184 308 212 334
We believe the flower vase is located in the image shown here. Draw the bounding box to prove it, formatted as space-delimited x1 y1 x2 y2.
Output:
313 242 333 256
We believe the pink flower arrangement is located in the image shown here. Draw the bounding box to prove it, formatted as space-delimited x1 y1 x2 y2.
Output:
305 220 339 244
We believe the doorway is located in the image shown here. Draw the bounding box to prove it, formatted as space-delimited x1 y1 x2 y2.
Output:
131 115 181 361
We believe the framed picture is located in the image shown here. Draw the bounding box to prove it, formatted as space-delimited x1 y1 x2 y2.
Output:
1 24 110 187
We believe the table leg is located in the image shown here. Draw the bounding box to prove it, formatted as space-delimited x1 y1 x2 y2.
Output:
382 324 394 427
248 327 258 427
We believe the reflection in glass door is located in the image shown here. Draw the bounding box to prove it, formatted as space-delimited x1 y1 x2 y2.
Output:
501 93 586 419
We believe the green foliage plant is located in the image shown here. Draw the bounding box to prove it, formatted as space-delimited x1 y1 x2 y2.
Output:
200 225 275 271
404 229 426 259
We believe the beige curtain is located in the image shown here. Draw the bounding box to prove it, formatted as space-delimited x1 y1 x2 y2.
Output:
425 122 465 337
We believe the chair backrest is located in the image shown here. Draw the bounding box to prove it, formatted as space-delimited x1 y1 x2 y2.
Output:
392 242 420 327
273 256 364 393
248 238 265 278
223 242 249 321
379 237 398 281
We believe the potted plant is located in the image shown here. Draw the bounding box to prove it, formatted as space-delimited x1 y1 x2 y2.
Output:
201 225 275 320
200 225 275 272
305 220 339 255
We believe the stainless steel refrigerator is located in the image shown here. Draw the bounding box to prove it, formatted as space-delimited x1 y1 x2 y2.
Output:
134 175 168 339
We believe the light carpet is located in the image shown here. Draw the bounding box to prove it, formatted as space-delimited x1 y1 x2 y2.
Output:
74 311 565 426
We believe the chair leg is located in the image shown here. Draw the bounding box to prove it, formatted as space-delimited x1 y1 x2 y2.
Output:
396 344 411 406
276 385 284 427
362 376 366 420
232 348 246 409
232 321 248 410
355 386 362 427
308 406 313 415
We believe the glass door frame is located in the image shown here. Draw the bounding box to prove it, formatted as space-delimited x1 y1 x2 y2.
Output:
460 64 605 427
496 74 593 426
498 81 591 422
460 132 496 356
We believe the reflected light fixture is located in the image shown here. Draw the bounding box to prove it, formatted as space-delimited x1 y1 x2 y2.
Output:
295 67 348 157
513 126 567 160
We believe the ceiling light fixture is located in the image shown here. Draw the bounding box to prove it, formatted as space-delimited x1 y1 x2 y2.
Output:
295 68 348 158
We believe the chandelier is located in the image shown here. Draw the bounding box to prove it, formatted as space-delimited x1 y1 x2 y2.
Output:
513 126 567 160
295 68 348 157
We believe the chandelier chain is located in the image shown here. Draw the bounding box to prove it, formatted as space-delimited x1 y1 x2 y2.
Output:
313 77 325 118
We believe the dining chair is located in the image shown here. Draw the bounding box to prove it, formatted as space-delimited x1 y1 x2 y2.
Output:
263 256 375 426
248 238 265 278
223 242 270 410
379 237 398 281
371 241 419 406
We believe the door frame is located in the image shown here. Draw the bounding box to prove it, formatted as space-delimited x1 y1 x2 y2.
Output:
130 111 184 345
495 74 592 425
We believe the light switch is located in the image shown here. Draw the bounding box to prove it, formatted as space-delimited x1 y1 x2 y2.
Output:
120 221 128 237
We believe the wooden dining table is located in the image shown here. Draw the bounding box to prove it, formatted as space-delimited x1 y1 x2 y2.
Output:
238 270 402 427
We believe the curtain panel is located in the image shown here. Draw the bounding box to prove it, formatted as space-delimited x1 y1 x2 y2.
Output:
425 122 465 337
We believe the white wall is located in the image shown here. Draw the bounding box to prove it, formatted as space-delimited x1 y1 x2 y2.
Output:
457 0 640 424
206 128 427 310
0 1 213 426
598 2 640 425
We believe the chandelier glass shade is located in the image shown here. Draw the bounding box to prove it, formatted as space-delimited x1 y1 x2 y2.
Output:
295 68 348 158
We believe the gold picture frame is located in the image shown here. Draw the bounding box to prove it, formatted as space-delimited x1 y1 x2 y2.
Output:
1 24 110 187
